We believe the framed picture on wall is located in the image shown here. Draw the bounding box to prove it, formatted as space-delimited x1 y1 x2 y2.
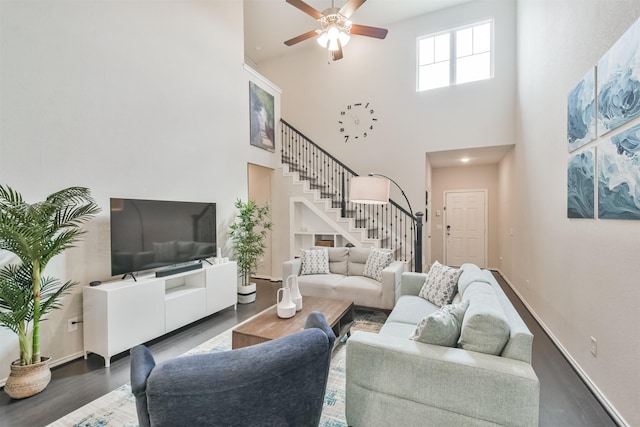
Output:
597 16 640 136
249 81 275 152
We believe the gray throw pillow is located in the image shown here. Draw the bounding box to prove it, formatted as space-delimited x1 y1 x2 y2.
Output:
363 248 394 281
410 300 470 347
300 248 330 275
459 282 510 355
418 261 462 307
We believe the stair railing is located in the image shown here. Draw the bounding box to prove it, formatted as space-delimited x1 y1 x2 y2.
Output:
281 119 415 269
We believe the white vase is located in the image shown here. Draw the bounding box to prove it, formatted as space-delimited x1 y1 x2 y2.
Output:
286 274 303 311
276 286 296 318
237 282 256 304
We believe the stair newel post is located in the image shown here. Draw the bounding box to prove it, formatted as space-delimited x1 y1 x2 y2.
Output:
341 172 346 217
414 212 423 273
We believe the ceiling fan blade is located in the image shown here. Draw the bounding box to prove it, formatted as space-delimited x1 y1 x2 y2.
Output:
350 24 389 39
286 0 323 20
332 41 344 61
284 29 319 46
339 0 366 19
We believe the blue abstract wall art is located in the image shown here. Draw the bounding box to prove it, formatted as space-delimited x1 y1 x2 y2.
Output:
567 68 596 152
597 17 640 136
598 123 640 220
567 147 595 218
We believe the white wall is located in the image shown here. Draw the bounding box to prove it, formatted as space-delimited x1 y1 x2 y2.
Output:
257 0 517 272
0 0 277 383
503 1 640 425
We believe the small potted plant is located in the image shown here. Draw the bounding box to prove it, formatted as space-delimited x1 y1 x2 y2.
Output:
228 199 272 303
0 185 99 398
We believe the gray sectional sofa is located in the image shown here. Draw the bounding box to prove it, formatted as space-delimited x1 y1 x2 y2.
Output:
346 263 540 426
282 247 405 310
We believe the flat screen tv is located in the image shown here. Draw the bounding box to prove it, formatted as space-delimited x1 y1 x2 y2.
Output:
110 198 216 277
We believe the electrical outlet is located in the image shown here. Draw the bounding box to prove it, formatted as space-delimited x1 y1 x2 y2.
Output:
526 279 530 290
68 317 78 333
590 337 597 357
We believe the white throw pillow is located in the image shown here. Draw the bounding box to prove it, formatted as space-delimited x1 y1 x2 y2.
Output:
363 248 394 281
410 300 469 347
300 248 330 275
418 261 462 307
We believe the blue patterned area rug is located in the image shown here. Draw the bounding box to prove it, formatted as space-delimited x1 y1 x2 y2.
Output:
47 307 386 427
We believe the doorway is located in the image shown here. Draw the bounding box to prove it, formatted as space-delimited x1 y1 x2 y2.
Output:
443 190 487 267
248 163 273 278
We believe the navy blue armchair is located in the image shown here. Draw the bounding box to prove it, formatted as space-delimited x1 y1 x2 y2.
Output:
130 311 336 427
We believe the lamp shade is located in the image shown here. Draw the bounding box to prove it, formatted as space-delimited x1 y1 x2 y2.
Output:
349 176 390 204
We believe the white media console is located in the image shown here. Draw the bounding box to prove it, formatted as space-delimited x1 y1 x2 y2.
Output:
83 261 237 367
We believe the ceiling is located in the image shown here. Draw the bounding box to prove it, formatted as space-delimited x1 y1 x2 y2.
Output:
243 0 472 65
427 145 514 168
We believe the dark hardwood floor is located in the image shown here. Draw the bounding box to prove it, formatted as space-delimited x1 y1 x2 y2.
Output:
0 274 617 427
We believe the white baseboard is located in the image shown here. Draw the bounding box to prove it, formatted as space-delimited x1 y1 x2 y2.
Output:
496 269 628 427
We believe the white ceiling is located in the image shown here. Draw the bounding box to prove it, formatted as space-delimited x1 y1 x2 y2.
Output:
427 145 514 168
243 0 472 65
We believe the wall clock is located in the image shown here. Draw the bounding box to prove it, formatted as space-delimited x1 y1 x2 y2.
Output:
338 102 378 143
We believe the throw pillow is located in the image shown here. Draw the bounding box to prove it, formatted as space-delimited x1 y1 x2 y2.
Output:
363 248 394 281
418 261 462 307
410 300 470 347
300 248 330 275
459 282 510 355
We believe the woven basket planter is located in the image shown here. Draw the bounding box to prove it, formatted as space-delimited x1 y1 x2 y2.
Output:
4 357 51 399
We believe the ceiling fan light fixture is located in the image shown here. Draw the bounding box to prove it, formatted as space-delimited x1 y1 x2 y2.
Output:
318 23 350 51
338 30 350 46
316 30 329 48
284 0 388 60
328 37 339 51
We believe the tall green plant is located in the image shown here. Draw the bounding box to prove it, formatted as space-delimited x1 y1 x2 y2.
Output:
0 186 100 365
228 199 272 287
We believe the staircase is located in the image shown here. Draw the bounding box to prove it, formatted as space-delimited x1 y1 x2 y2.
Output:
280 119 416 269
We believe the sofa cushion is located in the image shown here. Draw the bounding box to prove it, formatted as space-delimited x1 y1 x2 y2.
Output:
418 261 461 307
301 248 330 275
326 247 349 275
386 295 440 326
410 300 469 347
458 263 492 296
347 247 370 276
363 248 394 281
378 321 417 339
460 282 510 355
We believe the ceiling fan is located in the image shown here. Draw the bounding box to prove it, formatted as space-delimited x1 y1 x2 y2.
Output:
284 0 389 61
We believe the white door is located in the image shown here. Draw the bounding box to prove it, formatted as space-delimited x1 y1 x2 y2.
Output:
444 190 487 267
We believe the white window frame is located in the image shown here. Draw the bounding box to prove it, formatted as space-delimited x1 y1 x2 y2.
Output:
417 19 494 92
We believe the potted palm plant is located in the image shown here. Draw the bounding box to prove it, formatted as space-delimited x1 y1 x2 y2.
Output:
0 185 99 399
228 199 272 304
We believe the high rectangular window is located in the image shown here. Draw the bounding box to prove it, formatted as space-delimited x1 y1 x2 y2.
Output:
417 20 493 91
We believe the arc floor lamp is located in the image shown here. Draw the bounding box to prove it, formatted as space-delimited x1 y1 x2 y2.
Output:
349 173 423 272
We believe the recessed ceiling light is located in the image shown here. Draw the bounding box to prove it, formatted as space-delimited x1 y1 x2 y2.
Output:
461 157 470 163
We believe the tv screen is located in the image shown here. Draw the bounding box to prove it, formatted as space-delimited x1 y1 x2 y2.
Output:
110 198 216 277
